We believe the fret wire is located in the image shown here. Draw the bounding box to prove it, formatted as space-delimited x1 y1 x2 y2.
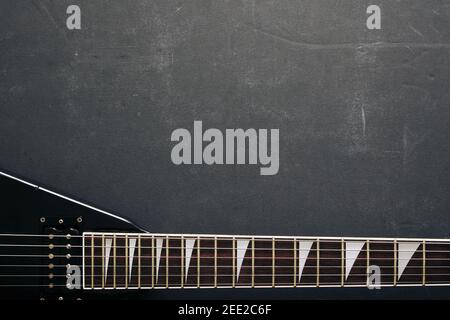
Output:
113 234 116 289
91 234 94 289
393 239 397 286
214 237 217 288
293 238 297 287
181 236 184 289
151 235 154 289
102 234 105 289
272 237 275 288
340 238 344 287
316 239 320 287
138 234 141 289
422 240 426 286
366 240 370 287
251 237 255 288
232 237 235 288
166 235 169 289
197 236 200 288
125 234 128 289
81 235 87 288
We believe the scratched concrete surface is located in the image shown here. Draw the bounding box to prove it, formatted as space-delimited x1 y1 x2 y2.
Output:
1 0 450 298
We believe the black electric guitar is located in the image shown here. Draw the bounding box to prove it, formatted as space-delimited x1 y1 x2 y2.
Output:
1 170 450 300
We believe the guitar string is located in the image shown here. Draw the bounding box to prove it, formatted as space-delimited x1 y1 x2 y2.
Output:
1 244 450 254
1 272 450 277
0 254 449 261
2 264 450 269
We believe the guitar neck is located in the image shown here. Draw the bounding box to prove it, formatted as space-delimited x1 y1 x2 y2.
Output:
82 232 450 289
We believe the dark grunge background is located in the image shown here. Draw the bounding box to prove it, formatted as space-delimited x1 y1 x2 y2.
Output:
1 0 450 298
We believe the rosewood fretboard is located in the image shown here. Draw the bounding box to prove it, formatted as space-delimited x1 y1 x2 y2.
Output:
83 233 450 289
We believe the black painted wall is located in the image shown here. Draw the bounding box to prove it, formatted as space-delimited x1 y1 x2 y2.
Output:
1 0 450 298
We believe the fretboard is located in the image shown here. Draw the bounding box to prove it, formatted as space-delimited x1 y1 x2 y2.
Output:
82 233 450 289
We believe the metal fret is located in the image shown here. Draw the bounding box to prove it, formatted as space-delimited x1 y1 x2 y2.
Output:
181 236 184 288
272 237 275 288
113 234 116 289
102 234 105 289
251 237 255 288
151 235 154 288
214 237 217 288
91 234 94 289
422 240 426 286
125 234 128 288
293 239 297 287
197 236 200 288
316 239 320 287
340 238 344 287
366 240 370 287
138 234 141 289
393 239 397 286
82 234 86 289
232 237 236 288
166 235 169 288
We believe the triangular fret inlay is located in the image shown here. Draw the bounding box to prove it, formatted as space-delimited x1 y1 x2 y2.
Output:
345 241 365 280
398 242 421 280
298 241 314 281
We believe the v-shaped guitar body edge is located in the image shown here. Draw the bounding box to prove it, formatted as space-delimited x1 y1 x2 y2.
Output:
0 169 144 300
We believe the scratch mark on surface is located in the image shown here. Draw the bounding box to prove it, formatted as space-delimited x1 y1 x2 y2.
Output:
246 24 450 50
430 24 441 36
361 106 366 137
402 123 431 167
32 0 68 41
32 0 58 29
402 83 430 96
408 24 424 38
403 124 408 167
251 0 256 25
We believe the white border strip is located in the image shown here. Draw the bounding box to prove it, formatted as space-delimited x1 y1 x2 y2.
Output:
83 283 450 290
85 232 450 243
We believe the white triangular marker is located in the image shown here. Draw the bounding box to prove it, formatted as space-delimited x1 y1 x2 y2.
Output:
128 238 136 281
345 241 365 280
298 241 314 281
398 242 420 280
185 239 196 280
155 238 163 283
104 238 112 282
236 240 250 281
